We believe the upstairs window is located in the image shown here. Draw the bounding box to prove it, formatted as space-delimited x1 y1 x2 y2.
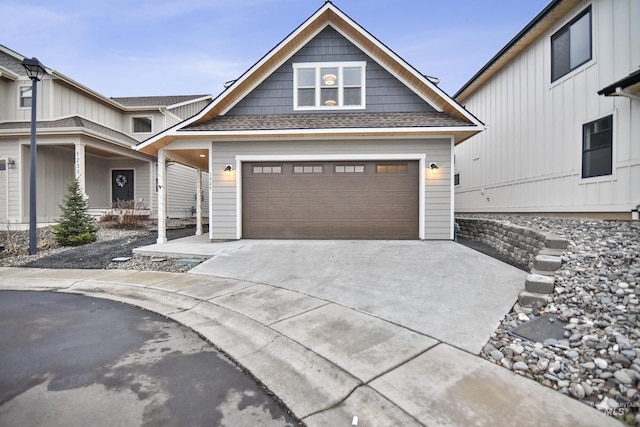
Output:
132 117 152 133
551 6 592 82
582 115 613 178
293 62 365 110
19 86 32 108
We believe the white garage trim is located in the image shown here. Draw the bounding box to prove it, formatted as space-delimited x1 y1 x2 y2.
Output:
235 153 427 239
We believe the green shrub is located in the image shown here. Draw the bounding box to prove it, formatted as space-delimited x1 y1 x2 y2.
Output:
53 179 98 246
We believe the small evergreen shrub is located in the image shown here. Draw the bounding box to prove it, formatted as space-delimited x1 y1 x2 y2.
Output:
53 179 98 246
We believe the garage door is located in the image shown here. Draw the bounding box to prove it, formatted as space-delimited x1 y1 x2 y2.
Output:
242 161 419 239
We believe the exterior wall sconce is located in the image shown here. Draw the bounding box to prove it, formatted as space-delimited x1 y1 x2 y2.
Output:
7 159 15 169
429 162 439 174
224 165 232 176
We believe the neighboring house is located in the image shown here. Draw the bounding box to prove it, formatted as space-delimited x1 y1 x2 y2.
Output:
454 0 640 219
0 44 212 228
137 2 484 243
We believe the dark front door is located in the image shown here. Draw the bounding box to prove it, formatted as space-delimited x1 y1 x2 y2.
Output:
112 169 134 204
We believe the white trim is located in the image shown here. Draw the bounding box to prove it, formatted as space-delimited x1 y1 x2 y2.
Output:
293 61 366 110
548 2 596 90
136 2 483 153
0 65 19 81
235 153 426 239
18 84 32 109
131 116 153 134
173 126 482 138
166 95 213 109
449 137 455 240
579 110 616 182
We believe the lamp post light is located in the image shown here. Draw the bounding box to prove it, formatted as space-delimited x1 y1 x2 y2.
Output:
21 57 47 255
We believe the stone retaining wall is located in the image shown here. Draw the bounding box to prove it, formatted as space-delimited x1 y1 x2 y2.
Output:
456 217 547 270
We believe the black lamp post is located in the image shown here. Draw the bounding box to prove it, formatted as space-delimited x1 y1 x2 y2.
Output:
21 57 47 255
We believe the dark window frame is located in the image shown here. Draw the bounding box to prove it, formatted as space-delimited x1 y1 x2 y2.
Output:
551 6 592 83
582 115 613 179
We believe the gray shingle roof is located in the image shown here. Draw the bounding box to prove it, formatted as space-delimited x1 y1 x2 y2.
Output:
111 95 210 107
0 116 139 146
184 111 472 132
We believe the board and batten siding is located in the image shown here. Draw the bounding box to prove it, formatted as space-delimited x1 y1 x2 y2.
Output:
208 138 452 240
169 100 211 120
454 0 640 214
0 140 21 223
166 163 210 218
229 26 436 116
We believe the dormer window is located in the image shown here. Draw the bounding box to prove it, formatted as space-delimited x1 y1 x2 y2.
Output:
293 62 365 110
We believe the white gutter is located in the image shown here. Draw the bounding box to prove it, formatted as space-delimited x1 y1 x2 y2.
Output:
616 87 640 101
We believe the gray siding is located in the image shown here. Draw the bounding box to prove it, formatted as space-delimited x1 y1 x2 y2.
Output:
106 158 153 209
166 163 210 218
0 140 21 223
169 99 210 120
229 26 434 115
208 138 452 240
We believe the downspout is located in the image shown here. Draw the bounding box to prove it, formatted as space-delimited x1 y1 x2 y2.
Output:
613 87 640 220
615 87 640 102
632 203 640 221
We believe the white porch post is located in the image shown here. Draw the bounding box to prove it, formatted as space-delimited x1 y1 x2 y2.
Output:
74 143 86 196
196 168 203 236
209 149 214 241
157 149 167 244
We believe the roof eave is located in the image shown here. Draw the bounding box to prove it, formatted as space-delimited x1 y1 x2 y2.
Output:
455 0 582 102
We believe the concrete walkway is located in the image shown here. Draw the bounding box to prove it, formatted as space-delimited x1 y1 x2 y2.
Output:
0 241 622 426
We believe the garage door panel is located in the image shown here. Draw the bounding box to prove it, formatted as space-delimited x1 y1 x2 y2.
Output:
243 161 418 239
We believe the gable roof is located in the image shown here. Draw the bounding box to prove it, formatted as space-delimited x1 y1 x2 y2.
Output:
455 0 582 103
137 1 483 157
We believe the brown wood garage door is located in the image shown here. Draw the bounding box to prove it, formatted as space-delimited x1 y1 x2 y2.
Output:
242 161 419 239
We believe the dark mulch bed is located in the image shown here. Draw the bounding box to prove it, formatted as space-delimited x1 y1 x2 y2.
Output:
24 228 196 270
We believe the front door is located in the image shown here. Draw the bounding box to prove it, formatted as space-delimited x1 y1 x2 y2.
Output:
112 169 134 204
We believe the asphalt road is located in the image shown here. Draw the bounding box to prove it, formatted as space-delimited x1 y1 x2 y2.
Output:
0 291 298 427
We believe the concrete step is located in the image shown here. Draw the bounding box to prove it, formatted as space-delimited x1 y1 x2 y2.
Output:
534 254 562 272
544 234 569 250
538 248 565 257
513 303 533 315
518 290 550 309
525 274 555 294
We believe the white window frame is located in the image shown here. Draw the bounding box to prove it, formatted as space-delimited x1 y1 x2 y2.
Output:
293 61 366 111
19 85 32 109
131 116 153 134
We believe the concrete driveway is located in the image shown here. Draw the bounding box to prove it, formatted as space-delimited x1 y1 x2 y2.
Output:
189 240 528 353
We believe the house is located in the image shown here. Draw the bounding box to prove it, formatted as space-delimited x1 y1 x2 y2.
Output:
453 0 640 219
0 44 212 229
137 1 484 243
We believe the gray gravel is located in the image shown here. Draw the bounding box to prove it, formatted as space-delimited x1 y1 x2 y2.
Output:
471 215 640 425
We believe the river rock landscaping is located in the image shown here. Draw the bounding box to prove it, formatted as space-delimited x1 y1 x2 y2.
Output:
467 215 639 425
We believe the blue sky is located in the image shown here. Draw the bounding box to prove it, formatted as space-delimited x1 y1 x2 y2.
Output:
1 0 550 98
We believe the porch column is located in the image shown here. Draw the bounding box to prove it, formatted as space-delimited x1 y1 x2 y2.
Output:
196 168 203 236
74 143 86 196
208 150 214 241
156 149 167 244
